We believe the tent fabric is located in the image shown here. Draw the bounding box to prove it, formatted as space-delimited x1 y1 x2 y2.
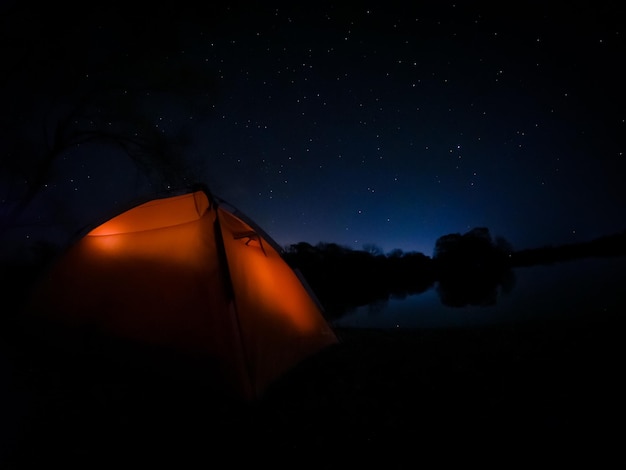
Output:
27 188 338 400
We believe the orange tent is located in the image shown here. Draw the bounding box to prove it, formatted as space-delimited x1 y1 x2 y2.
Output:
27 187 338 399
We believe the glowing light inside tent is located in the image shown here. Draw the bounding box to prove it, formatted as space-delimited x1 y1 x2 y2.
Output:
250 247 319 332
27 189 337 400
88 232 125 252
220 210 322 334
88 192 209 236
87 221 208 268
83 192 326 335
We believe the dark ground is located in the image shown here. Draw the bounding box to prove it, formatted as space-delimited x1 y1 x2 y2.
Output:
1 310 623 468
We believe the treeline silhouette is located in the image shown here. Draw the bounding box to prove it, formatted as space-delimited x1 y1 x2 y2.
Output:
3 226 625 321
509 230 626 267
285 228 626 317
284 242 435 317
284 227 514 316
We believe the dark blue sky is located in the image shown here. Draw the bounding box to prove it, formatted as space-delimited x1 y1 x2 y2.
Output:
3 2 625 256
190 2 626 254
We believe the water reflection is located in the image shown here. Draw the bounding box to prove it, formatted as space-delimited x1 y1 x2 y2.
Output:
332 256 626 329
436 266 516 308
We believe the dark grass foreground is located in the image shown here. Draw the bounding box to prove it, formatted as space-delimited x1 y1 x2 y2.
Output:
1 312 623 468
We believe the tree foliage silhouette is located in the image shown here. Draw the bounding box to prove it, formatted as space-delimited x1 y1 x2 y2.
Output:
284 242 433 316
433 227 514 307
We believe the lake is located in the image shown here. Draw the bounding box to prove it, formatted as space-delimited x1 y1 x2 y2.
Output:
331 256 626 329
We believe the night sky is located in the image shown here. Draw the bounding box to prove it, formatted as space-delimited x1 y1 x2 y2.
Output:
2 2 625 257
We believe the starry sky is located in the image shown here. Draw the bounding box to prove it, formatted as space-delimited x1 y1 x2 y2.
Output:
2 1 625 257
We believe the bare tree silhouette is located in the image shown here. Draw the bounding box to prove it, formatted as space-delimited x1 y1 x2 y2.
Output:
1 3 219 234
